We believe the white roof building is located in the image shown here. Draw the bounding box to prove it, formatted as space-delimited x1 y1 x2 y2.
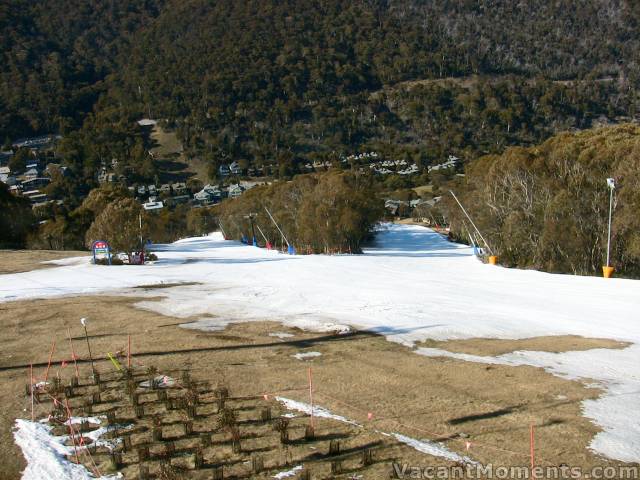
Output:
142 199 164 211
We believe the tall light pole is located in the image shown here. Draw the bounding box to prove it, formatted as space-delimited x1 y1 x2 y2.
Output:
604 178 616 278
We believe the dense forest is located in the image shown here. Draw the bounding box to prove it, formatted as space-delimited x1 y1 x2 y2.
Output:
0 183 33 248
1 1 640 277
2 0 639 166
443 124 640 277
115 0 640 171
0 0 164 141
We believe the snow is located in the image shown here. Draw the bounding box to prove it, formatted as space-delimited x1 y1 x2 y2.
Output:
417 345 640 462
276 397 473 463
269 332 295 339
139 375 175 388
392 433 476 465
13 418 123 480
276 397 361 427
273 465 303 478
2 223 640 462
292 351 322 360
136 118 157 126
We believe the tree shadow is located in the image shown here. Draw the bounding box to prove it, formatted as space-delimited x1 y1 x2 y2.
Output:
363 227 472 258
0 330 380 371
447 405 522 425
155 256 294 266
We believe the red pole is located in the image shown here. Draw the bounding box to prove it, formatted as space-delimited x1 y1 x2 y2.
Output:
29 364 34 421
64 398 79 464
530 424 535 477
44 340 56 382
67 328 79 379
308 367 314 430
127 334 131 369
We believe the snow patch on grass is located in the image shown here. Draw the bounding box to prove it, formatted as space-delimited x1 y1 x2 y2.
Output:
13 418 123 480
276 397 475 464
392 433 476 464
417 345 640 463
3 224 640 461
269 332 295 339
276 397 361 427
292 351 322 360
273 465 303 478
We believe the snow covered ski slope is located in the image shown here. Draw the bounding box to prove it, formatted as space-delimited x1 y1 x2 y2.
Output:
1 223 639 461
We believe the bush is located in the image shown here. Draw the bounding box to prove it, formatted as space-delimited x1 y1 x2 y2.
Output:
93 256 124 265
146 253 158 261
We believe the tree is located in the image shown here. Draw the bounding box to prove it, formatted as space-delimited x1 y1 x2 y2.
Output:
444 124 640 277
0 183 34 248
81 184 131 215
8 148 31 173
85 198 145 258
215 170 383 254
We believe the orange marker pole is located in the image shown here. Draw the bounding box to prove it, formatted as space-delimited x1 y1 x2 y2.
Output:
64 398 79 464
530 424 535 477
44 340 56 382
67 328 79 379
127 334 131 369
308 367 314 429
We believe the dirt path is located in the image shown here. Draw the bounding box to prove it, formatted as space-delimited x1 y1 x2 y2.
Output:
0 294 632 478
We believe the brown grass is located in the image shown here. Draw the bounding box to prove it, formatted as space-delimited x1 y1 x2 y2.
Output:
0 250 88 275
0 293 633 478
150 125 209 182
419 335 630 357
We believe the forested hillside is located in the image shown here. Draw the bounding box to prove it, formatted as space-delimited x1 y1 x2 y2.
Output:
0 0 164 140
114 0 640 170
443 124 640 277
2 0 640 273
2 0 639 167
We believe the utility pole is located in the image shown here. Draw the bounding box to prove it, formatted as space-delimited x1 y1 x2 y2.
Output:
139 213 144 264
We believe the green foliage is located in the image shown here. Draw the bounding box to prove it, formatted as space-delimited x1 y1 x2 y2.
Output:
186 208 215 237
445 124 640 277
85 197 144 254
80 184 131 215
0 183 35 248
3 0 639 178
8 148 31 173
110 0 639 170
216 171 383 253
5 0 640 259
95 256 123 266
0 0 164 139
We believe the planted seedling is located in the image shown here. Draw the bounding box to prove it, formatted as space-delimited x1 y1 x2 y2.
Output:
273 417 290 445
